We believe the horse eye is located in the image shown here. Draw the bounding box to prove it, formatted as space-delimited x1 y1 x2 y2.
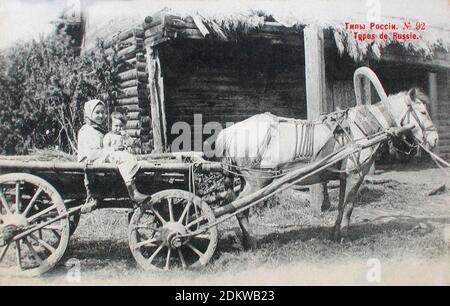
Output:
420 110 427 115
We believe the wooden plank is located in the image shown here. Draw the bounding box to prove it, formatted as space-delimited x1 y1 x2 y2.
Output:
156 51 168 151
428 72 438 120
304 24 330 214
192 15 210 37
146 45 164 153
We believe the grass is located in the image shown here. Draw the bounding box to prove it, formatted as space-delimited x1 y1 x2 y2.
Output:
3 170 448 285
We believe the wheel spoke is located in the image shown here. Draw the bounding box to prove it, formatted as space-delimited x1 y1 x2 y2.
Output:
41 228 61 240
194 233 211 240
0 190 12 215
29 233 56 253
22 187 43 217
178 249 186 269
43 225 63 231
23 238 43 265
132 237 159 250
27 204 57 223
178 201 192 224
0 244 10 262
168 198 174 222
186 242 204 257
164 248 171 270
15 182 21 214
15 240 22 271
152 209 167 225
148 244 164 264
186 215 205 229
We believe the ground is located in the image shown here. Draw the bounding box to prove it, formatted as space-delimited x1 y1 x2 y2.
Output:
1 162 449 285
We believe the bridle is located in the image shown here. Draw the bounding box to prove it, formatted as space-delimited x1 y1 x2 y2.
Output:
398 95 437 148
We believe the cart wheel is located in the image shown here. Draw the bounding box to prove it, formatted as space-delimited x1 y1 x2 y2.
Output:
0 173 70 277
128 189 218 271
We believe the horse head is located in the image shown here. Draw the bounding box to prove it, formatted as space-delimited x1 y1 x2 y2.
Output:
387 88 439 151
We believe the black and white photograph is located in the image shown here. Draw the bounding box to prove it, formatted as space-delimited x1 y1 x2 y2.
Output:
0 0 449 288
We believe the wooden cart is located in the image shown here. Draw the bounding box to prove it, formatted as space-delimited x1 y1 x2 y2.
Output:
0 126 412 276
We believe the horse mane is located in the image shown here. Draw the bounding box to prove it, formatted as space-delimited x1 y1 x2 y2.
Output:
386 87 430 105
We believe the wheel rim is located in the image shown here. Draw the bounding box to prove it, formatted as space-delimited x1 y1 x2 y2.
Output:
0 173 70 277
128 189 218 271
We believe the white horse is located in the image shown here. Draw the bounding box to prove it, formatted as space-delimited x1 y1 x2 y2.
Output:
213 68 439 249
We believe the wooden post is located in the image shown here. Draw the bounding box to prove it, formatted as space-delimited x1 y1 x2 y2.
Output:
304 24 330 213
428 72 438 120
146 45 165 153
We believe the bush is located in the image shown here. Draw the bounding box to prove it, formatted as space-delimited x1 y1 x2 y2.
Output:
0 33 120 154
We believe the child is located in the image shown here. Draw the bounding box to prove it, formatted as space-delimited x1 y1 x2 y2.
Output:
103 111 136 153
77 99 151 213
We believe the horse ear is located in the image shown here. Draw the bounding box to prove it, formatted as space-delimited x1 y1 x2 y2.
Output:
408 88 416 101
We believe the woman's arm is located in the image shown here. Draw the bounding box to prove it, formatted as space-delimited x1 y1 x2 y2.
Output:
77 126 105 162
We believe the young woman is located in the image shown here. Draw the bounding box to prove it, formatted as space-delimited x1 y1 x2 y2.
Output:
77 99 151 213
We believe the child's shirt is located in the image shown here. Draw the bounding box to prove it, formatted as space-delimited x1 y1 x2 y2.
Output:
103 131 135 153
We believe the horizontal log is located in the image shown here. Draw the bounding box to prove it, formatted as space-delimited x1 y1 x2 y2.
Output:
121 104 145 113
119 79 144 89
126 129 141 137
126 120 141 129
144 24 165 39
105 39 144 55
119 87 149 99
116 27 144 42
126 111 141 120
117 44 140 59
117 97 142 106
0 159 222 173
118 70 149 82
126 127 151 138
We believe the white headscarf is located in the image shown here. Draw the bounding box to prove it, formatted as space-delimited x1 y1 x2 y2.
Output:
84 99 105 125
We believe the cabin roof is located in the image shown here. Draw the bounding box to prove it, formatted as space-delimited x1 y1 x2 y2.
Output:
83 0 450 62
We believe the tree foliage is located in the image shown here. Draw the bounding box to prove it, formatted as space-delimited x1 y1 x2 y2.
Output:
0 33 119 155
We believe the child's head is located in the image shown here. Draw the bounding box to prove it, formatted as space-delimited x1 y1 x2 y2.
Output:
110 111 127 133
84 99 106 125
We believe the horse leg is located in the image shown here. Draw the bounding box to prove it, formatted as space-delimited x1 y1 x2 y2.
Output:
321 182 331 211
337 174 364 241
235 182 258 250
332 178 347 241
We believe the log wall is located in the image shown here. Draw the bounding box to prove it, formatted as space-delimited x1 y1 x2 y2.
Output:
104 26 153 153
158 40 307 147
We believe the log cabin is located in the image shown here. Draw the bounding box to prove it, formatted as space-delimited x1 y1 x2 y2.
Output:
73 0 450 210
